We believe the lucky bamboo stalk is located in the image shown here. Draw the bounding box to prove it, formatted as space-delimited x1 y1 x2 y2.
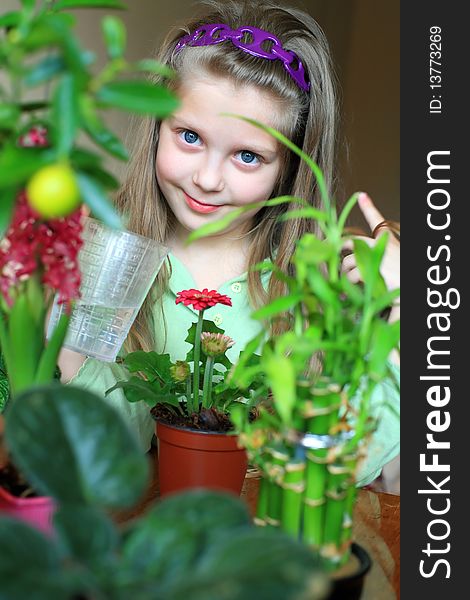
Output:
280 457 305 538
265 446 289 527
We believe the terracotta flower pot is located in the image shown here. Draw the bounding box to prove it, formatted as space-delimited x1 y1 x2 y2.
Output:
156 421 248 497
0 485 55 535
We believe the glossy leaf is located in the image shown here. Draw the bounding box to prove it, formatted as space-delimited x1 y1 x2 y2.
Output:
5 384 150 508
124 350 172 382
52 74 79 156
54 505 118 563
0 518 65 600
106 376 180 408
76 171 123 229
0 145 51 187
96 81 179 116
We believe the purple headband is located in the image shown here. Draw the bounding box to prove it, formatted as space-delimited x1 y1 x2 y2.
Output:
174 23 310 93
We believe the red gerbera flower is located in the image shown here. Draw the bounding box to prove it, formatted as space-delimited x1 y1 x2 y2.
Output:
175 288 232 311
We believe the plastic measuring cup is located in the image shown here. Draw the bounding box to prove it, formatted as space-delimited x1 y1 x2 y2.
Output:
47 217 169 362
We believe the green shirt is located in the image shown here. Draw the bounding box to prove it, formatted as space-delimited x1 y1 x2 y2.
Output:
69 253 400 486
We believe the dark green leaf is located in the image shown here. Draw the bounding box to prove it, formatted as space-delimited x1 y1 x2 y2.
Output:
0 518 65 600
5 384 150 508
54 504 118 563
52 74 79 156
122 490 251 581
102 15 126 59
25 54 65 87
76 171 123 229
175 530 327 600
124 350 172 382
96 81 179 116
53 0 127 9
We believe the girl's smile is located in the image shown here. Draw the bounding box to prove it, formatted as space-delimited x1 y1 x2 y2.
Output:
155 74 284 241
183 191 222 214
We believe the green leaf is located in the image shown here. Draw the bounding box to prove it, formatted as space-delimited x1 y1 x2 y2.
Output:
0 145 51 187
35 312 70 384
102 15 126 59
25 54 65 87
106 376 180 408
0 518 65 600
76 171 123 229
265 354 296 425
124 350 172 382
0 103 20 128
52 74 79 157
5 384 150 508
0 12 20 29
96 81 179 116
53 0 126 10
134 59 175 79
53 505 118 563
294 233 335 266
251 293 303 320
8 293 41 393
0 186 18 238
368 320 400 378
80 96 129 160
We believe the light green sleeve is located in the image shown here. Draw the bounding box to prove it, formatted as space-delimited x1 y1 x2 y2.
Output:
355 363 400 487
67 358 155 452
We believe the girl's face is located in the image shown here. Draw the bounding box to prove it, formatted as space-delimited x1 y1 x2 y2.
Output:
156 75 284 240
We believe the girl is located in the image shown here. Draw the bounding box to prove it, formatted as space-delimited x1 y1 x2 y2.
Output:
59 0 400 489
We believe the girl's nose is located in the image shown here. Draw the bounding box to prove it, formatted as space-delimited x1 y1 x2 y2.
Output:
192 157 224 193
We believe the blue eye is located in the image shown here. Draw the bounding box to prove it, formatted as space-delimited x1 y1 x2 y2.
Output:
182 130 200 144
238 150 259 165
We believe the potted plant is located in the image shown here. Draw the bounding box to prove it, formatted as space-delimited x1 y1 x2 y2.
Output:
107 289 265 497
0 0 178 528
190 120 400 592
0 382 329 600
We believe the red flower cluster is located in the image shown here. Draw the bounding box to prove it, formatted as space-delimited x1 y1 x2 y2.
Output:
17 125 49 148
0 193 83 307
175 288 232 311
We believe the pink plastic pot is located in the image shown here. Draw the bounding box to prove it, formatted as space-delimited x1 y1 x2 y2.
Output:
0 485 55 535
156 421 248 498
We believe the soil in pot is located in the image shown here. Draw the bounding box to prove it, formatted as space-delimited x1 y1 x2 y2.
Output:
328 543 372 600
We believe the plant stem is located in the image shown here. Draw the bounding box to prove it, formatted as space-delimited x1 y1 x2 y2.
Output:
190 310 204 413
280 458 305 538
202 355 214 409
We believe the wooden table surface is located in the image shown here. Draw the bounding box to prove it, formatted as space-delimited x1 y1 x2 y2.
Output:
114 448 400 599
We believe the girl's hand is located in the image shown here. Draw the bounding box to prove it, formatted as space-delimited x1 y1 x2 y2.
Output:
341 192 400 325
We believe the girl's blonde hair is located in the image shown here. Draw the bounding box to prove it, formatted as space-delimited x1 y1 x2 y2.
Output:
117 0 338 352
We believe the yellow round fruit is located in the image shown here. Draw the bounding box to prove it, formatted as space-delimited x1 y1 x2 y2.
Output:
26 163 81 219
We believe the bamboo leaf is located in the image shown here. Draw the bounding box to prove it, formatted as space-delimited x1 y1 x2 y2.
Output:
266 355 296 425
96 81 179 116
251 294 303 320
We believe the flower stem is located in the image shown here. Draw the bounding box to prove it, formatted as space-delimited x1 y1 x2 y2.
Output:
191 310 204 413
202 355 215 409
